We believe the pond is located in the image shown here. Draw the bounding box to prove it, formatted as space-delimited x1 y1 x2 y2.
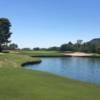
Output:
25 57 100 84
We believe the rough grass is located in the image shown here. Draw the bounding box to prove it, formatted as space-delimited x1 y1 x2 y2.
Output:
0 53 40 68
0 53 100 100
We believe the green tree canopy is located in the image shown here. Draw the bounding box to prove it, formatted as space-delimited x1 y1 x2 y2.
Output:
9 43 18 50
0 18 12 52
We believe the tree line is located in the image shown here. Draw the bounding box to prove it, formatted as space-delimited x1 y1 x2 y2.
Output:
0 18 99 53
59 40 100 54
22 39 99 54
31 39 100 54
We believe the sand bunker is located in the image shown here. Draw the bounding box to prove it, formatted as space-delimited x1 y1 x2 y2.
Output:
64 52 93 57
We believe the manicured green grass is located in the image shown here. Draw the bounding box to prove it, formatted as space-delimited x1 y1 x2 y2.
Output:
17 50 65 57
0 68 100 100
0 53 100 100
14 50 100 57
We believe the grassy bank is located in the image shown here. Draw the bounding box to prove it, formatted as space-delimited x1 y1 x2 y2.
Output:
0 53 40 68
0 53 100 100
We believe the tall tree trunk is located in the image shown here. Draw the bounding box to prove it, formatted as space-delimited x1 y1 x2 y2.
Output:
0 44 2 52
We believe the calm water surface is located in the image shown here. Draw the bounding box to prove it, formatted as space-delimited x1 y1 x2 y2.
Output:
25 57 100 84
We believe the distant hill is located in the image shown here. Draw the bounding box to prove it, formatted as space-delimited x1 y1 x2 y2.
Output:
89 38 100 45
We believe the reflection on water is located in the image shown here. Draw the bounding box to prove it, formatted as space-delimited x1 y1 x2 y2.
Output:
25 57 100 84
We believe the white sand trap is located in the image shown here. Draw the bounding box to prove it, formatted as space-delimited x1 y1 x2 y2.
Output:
64 52 93 57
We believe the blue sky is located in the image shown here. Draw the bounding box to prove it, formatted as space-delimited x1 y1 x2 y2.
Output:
0 0 100 48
